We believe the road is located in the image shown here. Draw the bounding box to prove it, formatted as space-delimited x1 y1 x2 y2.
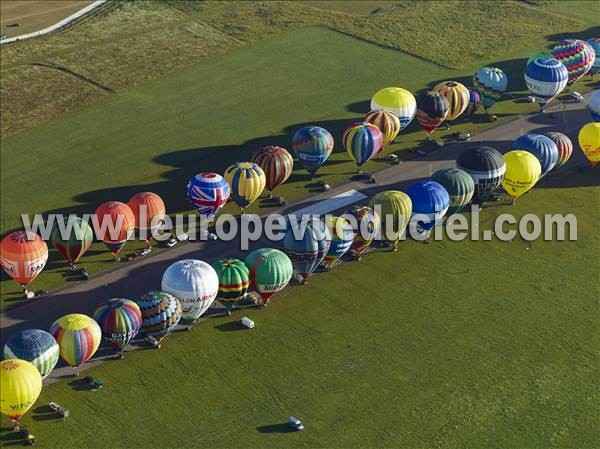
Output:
0 98 594 381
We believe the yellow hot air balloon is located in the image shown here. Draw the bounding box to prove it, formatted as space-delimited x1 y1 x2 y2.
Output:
368 190 412 250
578 122 600 165
502 150 542 201
224 162 266 214
0 359 42 428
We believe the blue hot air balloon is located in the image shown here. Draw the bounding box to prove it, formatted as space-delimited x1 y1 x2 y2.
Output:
587 38 600 75
406 181 450 231
3 329 59 379
473 67 508 110
292 126 334 177
511 133 559 177
524 57 568 107
282 217 331 282
187 172 230 218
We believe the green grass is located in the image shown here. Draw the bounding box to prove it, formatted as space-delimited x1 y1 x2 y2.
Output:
2 181 598 448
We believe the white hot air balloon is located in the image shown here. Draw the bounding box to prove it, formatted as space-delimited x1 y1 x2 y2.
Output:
161 260 219 327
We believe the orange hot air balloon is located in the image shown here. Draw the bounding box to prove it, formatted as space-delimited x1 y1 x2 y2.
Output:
128 192 166 247
94 201 135 259
0 231 48 297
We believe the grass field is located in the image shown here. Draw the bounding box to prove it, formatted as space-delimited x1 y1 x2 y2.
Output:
1 182 598 448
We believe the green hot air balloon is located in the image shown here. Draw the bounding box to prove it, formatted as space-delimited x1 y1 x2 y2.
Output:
368 190 412 250
431 168 475 215
212 258 250 314
50 216 94 270
245 248 293 306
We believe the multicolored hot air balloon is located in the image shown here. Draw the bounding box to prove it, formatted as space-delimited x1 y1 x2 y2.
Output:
136 291 181 346
524 57 569 107
456 146 506 201
93 298 142 356
588 90 600 121
474 67 509 110
465 89 481 118
364 109 401 147
323 216 354 270
406 181 449 232
251 146 294 195
431 168 475 215
283 217 330 282
546 132 573 168
224 162 266 214
370 87 416 130
128 192 166 246
50 314 102 375
433 81 470 121
0 231 48 297
245 248 293 305
512 134 558 177
3 329 59 379
578 122 600 165
587 38 600 75
211 258 250 314
502 151 542 200
0 359 42 427
342 121 383 171
187 172 230 218
292 126 334 178
93 201 135 259
345 206 380 260
416 91 449 134
368 190 412 250
552 39 595 85
50 216 93 270
161 259 219 326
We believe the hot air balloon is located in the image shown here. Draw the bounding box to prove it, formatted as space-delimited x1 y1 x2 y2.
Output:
587 38 600 75
187 172 230 219
527 51 553 64
136 291 181 347
50 314 101 376
552 39 595 85
0 231 48 298
370 87 416 130
512 134 559 177
474 67 509 110
416 91 450 134
364 109 401 147
93 298 142 357
431 168 475 215
368 190 412 250
323 216 354 270
282 217 330 282
3 329 59 379
588 90 600 121
546 132 573 168
93 201 135 259
251 146 294 196
342 121 383 172
578 122 600 165
465 89 481 118
245 248 293 305
0 359 42 428
50 216 93 271
524 57 569 108
456 146 506 202
128 192 166 248
211 258 249 314
345 206 380 260
406 181 449 233
224 162 266 214
161 259 219 327
502 151 542 201
292 126 334 178
433 81 470 121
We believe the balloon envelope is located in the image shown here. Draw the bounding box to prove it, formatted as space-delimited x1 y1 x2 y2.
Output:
368 190 412 247
587 38 600 75
212 258 250 312
93 298 142 352
588 90 600 122
50 217 93 267
187 172 230 218
433 81 470 121
128 192 166 235
323 216 354 269
251 146 294 193
94 201 135 256
343 121 383 167
245 248 293 303
370 87 416 130
456 146 506 201
283 218 331 279
50 314 102 369
465 89 481 118
431 168 475 215
511 133 558 176
0 359 42 423
3 329 59 379
406 181 450 230
345 206 380 258
552 39 595 85
578 122 600 165
292 126 334 177
416 91 449 133
546 132 573 168
224 162 266 211
502 150 542 198
0 231 48 287
474 67 508 109
363 109 401 146
136 291 181 343
524 57 568 105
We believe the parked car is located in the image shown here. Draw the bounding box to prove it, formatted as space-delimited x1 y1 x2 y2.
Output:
84 376 103 391
288 416 304 431
48 402 69 419
79 269 89 280
240 317 255 329
35 290 48 297
568 92 584 103
525 95 536 103
451 132 471 141
166 238 178 248
140 247 152 256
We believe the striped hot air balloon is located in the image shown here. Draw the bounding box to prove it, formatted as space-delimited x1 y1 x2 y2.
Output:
282 217 331 282
456 146 506 201
370 87 416 130
433 81 470 121
431 168 475 215
546 132 573 168
363 109 401 147
416 91 449 134
93 298 142 356
292 126 334 178
94 201 135 259
512 134 559 177
136 291 182 346
0 231 48 297
251 146 294 195
552 39 595 85
345 206 380 260
524 57 569 107
3 329 59 379
50 314 102 376
212 258 250 314
244 248 293 305
342 121 383 170
465 89 481 118
586 38 600 75
224 162 266 214
473 67 508 110
187 172 230 218
323 216 354 270
50 216 93 270
368 191 412 250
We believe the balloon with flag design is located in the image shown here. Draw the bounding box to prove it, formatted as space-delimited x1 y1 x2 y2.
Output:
187 172 230 218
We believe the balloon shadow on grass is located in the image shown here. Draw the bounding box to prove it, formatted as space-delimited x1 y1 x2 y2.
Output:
256 423 296 434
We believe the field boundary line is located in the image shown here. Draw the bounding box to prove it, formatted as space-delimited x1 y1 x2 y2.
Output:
31 61 115 93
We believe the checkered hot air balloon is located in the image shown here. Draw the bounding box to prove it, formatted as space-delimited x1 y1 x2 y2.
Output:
187 172 230 218
552 39 595 86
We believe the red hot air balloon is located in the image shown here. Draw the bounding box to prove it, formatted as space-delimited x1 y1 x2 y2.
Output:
128 192 166 248
0 231 48 298
93 201 135 259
